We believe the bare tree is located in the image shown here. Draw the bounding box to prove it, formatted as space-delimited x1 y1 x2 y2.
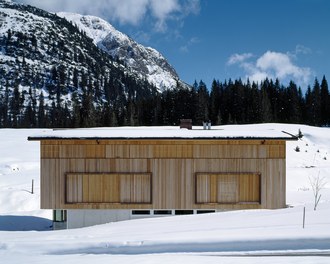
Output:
309 172 327 210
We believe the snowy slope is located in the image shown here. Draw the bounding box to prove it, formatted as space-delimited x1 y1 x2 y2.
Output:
0 124 330 263
0 4 61 74
58 12 183 91
0 0 161 120
0 129 52 225
56 12 122 45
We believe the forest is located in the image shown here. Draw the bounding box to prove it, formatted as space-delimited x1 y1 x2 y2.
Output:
0 74 329 128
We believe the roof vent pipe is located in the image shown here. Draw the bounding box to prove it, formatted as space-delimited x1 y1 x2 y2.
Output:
203 121 211 130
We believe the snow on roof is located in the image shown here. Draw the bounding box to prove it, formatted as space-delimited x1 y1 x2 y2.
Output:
28 125 297 141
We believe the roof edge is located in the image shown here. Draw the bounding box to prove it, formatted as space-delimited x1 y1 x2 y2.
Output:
28 136 298 141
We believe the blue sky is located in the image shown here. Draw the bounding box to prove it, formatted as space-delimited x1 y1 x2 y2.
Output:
15 0 330 91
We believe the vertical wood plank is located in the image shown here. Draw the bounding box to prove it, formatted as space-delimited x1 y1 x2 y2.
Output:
217 174 238 203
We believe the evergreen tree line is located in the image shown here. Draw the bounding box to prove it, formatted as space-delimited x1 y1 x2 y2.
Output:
0 75 329 128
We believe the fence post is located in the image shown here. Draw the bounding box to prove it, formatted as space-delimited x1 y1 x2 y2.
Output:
302 206 306 228
31 179 34 194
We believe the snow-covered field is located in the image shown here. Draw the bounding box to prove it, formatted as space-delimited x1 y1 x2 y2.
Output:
1 124 330 263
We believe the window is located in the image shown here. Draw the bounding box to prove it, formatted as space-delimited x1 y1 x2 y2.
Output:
154 210 172 215
53 210 67 222
132 210 150 215
175 210 194 215
196 210 216 214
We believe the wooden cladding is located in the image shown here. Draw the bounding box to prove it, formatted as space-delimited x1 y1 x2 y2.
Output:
39 139 287 210
195 173 260 204
41 140 285 159
66 173 151 204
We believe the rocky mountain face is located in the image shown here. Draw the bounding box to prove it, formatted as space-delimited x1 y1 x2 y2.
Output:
58 12 183 91
0 0 188 128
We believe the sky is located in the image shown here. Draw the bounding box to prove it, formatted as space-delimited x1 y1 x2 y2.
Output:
13 0 330 91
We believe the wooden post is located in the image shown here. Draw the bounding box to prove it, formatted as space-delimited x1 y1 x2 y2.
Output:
31 179 34 194
302 206 306 228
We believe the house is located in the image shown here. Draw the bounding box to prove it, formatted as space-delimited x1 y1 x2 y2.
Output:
28 125 297 229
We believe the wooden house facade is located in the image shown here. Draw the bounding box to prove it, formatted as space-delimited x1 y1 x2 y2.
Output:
28 126 296 228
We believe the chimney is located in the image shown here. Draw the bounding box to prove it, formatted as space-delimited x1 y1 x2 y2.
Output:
180 119 192 130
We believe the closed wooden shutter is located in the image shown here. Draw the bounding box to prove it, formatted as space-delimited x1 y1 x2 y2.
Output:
66 173 151 204
239 173 260 203
120 174 151 203
196 173 260 204
217 174 238 203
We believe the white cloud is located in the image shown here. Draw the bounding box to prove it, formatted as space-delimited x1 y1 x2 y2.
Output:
249 71 270 83
133 31 151 44
150 0 180 31
182 0 200 15
180 37 199 53
256 51 311 84
295 44 312 55
287 44 312 61
14 0 200 31
227 53 253 65
106 0 150 25
15 0 149 25
227 50 312 87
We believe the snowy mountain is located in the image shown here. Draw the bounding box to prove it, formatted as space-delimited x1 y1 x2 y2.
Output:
0 0 164 127
0 0 193 128
57 12 183 91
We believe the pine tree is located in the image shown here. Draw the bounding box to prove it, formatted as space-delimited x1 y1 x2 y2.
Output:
80 87 96 127
261 86 272 123
6 29 12 46
304 86 313 125
209 79 221 125
10 85 22 127
245 80 260 123
127 99 138 126
37 91 46 127
22 87 36 127
195 80 209 124
2 81 10 127
320 76 329 126
152 94 162 125
232 79 246 123
286 81 302 123
71 91 81 128
311 78 322 126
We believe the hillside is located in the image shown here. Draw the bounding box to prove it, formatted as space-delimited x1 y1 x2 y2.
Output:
57 12 183 91
0 124 329 263
0 0 191 128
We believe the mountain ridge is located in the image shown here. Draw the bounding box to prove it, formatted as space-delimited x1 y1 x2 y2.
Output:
57 12 183 91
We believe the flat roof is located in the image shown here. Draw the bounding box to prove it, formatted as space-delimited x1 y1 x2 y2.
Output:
28 126 298 141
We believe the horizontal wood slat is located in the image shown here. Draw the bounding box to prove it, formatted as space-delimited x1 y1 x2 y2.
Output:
41 140 286 145
41 141 285 159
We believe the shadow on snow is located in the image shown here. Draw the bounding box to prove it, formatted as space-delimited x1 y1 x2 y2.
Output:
0 215 52 231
